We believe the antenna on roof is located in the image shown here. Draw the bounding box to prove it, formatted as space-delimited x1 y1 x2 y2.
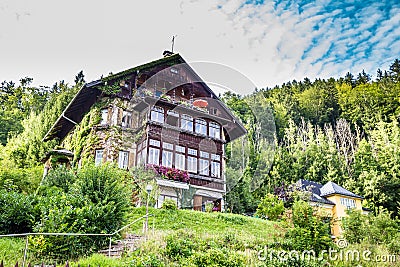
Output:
171 35 177 53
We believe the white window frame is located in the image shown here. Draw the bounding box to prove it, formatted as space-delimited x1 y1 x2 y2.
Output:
199 158 209 176
211 161 221 178
175 153 185 170
162 150 173 168
101 109 108 125
209 121 221 139
340 197 356 209
148 147 160 165
181 114 193 131
122 110 131 128
187 156 197 173
95 150 103 166
150 106 164 123
195 118 207 135
118 151 129 169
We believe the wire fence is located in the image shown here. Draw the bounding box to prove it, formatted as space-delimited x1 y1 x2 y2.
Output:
0 214 153 267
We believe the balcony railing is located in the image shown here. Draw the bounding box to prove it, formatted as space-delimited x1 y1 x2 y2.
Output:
136 88 209 114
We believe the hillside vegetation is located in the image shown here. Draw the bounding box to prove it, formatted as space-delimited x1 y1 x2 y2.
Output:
0 61 399 266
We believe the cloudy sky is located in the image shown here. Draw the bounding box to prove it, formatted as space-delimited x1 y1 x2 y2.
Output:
1 0 399 92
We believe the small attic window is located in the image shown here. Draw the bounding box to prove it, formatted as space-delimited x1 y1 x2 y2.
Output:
209 107 218 115
170 68 179 74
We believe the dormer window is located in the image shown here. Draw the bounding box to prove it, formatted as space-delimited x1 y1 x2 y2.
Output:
150 106 164 123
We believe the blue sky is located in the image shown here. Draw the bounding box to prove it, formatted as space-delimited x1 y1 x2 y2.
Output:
0 0 399 92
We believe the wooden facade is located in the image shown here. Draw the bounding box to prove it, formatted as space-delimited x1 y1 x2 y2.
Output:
44 52 246 211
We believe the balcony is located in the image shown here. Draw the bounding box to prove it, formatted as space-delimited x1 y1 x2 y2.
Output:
135 88 209 114
146 164 224 191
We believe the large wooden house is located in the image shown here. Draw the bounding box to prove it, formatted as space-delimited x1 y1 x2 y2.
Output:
44 52 246 211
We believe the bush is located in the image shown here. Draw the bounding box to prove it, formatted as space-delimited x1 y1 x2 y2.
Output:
161 199 177 210
342 209 400 245
165 231 198 259
284 200 333 254
189 248 246 267
31 163 132 261
0 165 43 193
41 165 75 193
255 193 285 220
342 209 367 243
0 190 36 234
129 253 165 267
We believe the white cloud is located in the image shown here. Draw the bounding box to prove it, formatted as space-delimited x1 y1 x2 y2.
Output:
0 0 399 91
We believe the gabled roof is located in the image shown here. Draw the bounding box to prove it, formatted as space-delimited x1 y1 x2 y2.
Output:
44 53 247 142
320 181 363 199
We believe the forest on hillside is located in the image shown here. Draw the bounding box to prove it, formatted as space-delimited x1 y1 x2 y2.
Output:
0 60 399 219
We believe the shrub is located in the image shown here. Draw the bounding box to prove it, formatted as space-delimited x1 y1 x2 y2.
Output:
255 193 285 220
31 163 132 261
342 209 368 243
161 199 177 210
0 165 43 193
129 253 165 267
165 232 197 259
342 209 400 245
189 248 246 267
0 190 36 234
284 200 333 254
41 165 75 192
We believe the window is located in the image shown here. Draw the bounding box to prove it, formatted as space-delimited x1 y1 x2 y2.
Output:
209 122 221 139
175 145 185 170
148 147 160 165
181 114 193 131
211 154 220 161
175 145 185 153
122 111 131 128
187 156 197 173
200 151 209 158
163 142 173 150
150 106 164 123
199 159 209 175
188 148 197 156
211 161 221 178
175 153 185 170
209 107 218 115
149 139 160 147
195 119 207 135
340 197 356 209
162 150 173 167
101 109 108 125
95 150 103 166
118 151 129 169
